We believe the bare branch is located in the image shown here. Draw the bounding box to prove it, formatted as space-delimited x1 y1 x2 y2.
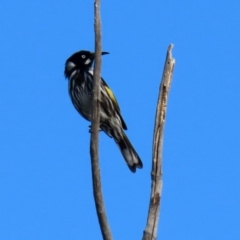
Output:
90 1 112 239
142 44 175 240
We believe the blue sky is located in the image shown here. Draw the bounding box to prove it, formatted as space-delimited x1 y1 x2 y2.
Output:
1 1 240 239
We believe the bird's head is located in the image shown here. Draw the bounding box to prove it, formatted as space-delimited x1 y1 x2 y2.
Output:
64 50 109 78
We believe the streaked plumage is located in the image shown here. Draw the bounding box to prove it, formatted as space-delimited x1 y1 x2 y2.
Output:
64 50 143 172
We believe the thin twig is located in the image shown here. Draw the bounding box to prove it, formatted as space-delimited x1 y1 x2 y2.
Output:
90 1 112 240
142 44 175 240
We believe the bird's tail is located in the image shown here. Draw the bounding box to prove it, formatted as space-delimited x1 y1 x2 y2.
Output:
115 132 143 173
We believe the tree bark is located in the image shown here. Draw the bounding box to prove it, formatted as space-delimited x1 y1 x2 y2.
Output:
142 44 175 240
90 1 112 240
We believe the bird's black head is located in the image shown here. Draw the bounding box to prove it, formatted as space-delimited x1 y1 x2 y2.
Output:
64 50 109 78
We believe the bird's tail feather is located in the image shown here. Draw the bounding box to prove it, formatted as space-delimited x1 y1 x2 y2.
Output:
115 132 143 173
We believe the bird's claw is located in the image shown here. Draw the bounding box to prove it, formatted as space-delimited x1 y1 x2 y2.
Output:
88 125 102 133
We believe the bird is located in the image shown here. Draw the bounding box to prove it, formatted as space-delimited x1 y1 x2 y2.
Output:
64 50 143 172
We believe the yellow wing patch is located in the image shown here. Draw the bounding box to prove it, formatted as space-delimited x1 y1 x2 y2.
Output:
103 84 127 129
104 86 120 110
105 86 116 103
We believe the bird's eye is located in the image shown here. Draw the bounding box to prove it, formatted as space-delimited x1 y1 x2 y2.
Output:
82 55 86 59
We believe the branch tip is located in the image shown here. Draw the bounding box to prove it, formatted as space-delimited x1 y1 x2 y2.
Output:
142 44 175 240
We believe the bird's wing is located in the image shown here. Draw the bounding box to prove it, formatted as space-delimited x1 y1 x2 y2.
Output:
101 78 127 130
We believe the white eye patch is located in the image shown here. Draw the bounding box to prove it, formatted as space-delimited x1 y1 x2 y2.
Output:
84 58 91 65
66 61 76 71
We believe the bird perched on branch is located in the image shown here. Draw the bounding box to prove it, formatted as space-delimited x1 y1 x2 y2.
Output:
64 50 143 172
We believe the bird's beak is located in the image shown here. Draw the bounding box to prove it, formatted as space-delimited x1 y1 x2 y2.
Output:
91 52 109 58
101 52 109 55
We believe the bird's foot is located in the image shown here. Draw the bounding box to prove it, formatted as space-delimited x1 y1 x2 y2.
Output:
88 125 102 133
